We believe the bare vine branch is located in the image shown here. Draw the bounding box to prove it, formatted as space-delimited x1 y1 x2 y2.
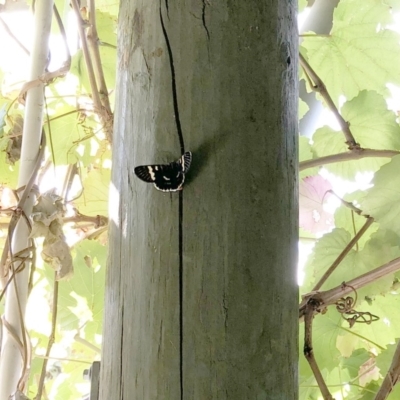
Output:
304 300 335 400
300 148 400 171
300 52 358 148
70 0 113 143
299 257 400 320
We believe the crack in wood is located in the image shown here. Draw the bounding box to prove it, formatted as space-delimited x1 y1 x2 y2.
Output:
160 3 187 398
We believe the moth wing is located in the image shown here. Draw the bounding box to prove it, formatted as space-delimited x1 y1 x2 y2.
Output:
134 165 157 183
178 151 192 173
154 174 185 192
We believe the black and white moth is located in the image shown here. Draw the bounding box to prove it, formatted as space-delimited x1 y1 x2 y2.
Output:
134 152 192 192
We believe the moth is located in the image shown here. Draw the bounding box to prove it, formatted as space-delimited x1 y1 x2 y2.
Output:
134 152 192 192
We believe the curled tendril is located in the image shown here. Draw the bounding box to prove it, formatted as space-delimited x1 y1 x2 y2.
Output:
336 296 355 313
342 311 380 328
335 283 379 327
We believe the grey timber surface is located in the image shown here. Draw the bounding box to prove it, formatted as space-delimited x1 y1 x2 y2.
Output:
100 0 298 399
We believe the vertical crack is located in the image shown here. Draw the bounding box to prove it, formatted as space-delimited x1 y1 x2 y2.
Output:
202 0 210 40
178 191 184 400
160 3 186 399
119 304 124 400
159 1 185 154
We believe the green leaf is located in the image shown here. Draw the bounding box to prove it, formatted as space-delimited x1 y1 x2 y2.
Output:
73 241 107 341
361 155 400 236
299 307 343 372
96 0 119 16
355 230 400 298
46 105 83 165
302 228 356 292
341 91 400 151
0 153 19 186
325 367 351 399
343 295 400 351
299 373 320 400
302 0 400 103
388 385 400 399
42 241 106 338
357 381 380 400
341 348 370 379
334 205 378 250
73 167 110 216
375 340 399 374
299 98 309 120
312 91 400 179
299 135 318 178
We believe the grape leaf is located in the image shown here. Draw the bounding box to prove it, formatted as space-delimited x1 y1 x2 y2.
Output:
73 167 110 216
0 154 18 186
300 307 343 372
299 135 318 178
46 105 84 165
302 228 356 292
344 295 400 352
335 190 379 250
302 0 400 103
312 91 400 179
361 155 400 236
341 348 370 380
375 340 399 374
299 175 334 234
73 241 107 341
342 91 400 151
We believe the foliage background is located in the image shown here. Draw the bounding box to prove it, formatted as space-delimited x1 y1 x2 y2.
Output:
299 1 400 399
1 0 400 398
0 1 117 398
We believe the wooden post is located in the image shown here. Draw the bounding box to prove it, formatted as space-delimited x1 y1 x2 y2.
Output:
100 1 298 398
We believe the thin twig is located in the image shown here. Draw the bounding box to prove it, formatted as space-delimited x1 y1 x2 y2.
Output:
74 333 101 354
0 15 30 55
300 52 358 148
63 213 108 228
326 191 363 215
312 217 374 291
87 0 113 142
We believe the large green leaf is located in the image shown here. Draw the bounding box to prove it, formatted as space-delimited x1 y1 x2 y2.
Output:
46 105 85 165
42 241 106 338
334 204 378 250
361 155 400 236
73 167 110 216
302 228 356 293
302 0 400 103
301 227 399 298
341 91 400 151
73 241 107 341
312 91 400 179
